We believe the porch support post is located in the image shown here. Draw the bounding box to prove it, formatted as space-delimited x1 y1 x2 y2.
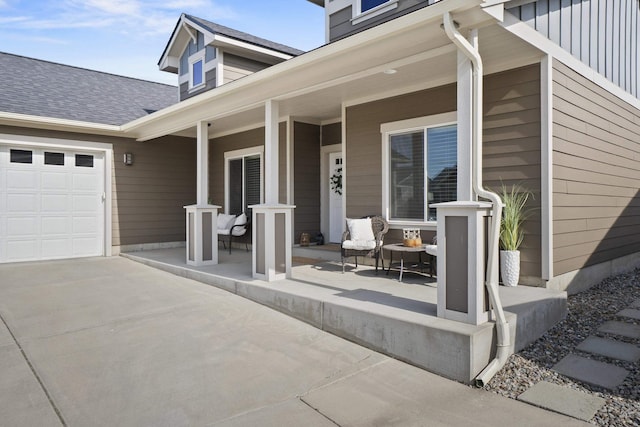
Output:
252 100 295 281
184 120 220 266
457 48 473 201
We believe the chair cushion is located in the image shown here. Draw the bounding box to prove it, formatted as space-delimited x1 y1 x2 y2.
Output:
231 226 246 236
234 213 247 226
346 217 375 241
217 213 236 231
424 244 438 256
342 239 377 251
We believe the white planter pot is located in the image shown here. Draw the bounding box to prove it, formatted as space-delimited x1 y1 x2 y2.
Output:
500 250 520 287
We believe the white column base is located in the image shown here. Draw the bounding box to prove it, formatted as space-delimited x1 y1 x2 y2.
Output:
184 204 220 267
251 204 295 281
432 201 493 325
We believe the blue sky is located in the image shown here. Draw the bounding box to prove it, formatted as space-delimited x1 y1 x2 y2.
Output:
0 0 325 85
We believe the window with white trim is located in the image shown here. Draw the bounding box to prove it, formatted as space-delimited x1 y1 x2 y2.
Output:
353 0 398 24
382 113 457 224
225 148 263 215
189 50 205 90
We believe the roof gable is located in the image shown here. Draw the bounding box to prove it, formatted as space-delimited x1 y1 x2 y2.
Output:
158 14 304 74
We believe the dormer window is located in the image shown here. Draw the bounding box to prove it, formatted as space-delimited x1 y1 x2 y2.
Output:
353 0 398 24
361 0 388 12
189 51 205 90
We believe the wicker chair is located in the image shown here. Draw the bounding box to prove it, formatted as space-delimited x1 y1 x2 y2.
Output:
341 216 389 274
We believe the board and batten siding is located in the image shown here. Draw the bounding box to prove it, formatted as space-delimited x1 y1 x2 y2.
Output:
328 0 440 42
508 0 640 99
0 126 197 248
345 65 542 280
293 122 321 243
552 59 640 276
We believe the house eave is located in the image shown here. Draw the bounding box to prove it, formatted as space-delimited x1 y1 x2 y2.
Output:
0 112 124 137
128 0 487 140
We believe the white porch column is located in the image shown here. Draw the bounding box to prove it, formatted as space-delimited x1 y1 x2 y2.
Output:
196 121 209 205
457 48 473 201
252 100 295 281
184 121 220 266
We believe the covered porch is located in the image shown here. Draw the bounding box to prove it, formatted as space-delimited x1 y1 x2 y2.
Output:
121 246 566 384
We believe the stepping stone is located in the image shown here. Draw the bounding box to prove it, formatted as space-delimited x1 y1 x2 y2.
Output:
598 321 640 339
617 308 640 321
576 336 640 362
518 381 605 422
553 354 629 390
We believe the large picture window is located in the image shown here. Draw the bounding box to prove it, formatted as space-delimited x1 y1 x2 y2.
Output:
225 148 263 215
383 114 457 224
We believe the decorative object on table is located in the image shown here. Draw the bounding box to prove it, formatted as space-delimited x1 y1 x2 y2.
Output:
330 167 342 195
300 233 310 247
341 216 389 273
498 183 533 287
402 228 422 247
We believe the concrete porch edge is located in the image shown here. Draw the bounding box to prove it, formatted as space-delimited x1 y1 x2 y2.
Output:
120 251 567 384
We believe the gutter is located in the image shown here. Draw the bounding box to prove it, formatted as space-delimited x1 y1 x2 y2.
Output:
442 11 510 387
0 111 123 137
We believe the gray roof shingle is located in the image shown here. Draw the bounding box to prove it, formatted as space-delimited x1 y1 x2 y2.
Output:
184 14 305 57
0 52 178 126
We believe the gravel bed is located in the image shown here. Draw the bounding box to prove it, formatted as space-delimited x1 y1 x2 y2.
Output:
484 269 640 426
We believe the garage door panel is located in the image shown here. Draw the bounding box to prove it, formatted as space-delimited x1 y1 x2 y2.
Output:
73 238 99 256
41 194 70 213
41 217 70 235
72 216 98 234
7 217 38 236
7 193 38 212
6 240 39 261
72 174 98 191
41 172 69 190
7 170 37 189
42 239 72 258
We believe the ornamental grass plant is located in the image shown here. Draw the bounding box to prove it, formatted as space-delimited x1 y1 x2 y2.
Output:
499 183 533 251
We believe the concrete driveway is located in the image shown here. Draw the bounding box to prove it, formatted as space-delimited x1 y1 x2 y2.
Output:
0 256 587 426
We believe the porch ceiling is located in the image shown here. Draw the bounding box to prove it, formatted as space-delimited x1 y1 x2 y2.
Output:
126 2 542 141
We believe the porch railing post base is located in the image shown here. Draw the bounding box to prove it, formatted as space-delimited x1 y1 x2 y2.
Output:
184 204 220 267
251 204 295 282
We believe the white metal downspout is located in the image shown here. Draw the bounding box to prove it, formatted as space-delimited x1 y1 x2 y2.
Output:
443 12 510 387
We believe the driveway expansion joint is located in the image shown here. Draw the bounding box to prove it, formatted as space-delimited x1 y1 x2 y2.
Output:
0 311 67 426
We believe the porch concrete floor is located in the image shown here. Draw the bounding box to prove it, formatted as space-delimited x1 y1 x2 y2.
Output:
121 247 567 383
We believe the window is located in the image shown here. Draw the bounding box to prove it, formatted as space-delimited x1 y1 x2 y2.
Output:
225 148 263 215
189 51 206 90
75 154 94 168
361 0 389 12
10 149 32 164
353 0 398 24
44 152 64 165
383 114 457 224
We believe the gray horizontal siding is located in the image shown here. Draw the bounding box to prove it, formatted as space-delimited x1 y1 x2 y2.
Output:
180 68 216 101
509 0 640 99
224 54 271 85
294 122 321 243
552 59 640 275
328 0 439 42
321 122 342 146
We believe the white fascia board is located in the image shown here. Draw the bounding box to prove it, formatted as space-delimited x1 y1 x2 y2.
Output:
212 34 294 61
501 11 640 110
0 112 122 136
123 0 479 140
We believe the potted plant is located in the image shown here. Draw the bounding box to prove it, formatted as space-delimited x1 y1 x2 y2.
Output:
498 183 533 287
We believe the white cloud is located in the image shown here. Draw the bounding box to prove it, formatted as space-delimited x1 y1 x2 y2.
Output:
0 0 8 8
84 0 141 15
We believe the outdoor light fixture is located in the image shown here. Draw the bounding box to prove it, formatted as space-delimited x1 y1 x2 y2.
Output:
124 152 134 165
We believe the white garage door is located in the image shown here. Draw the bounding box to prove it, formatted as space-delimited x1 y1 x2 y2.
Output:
0 144 105 263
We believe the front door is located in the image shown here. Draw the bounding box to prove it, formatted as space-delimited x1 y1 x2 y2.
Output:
328 152 343 243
